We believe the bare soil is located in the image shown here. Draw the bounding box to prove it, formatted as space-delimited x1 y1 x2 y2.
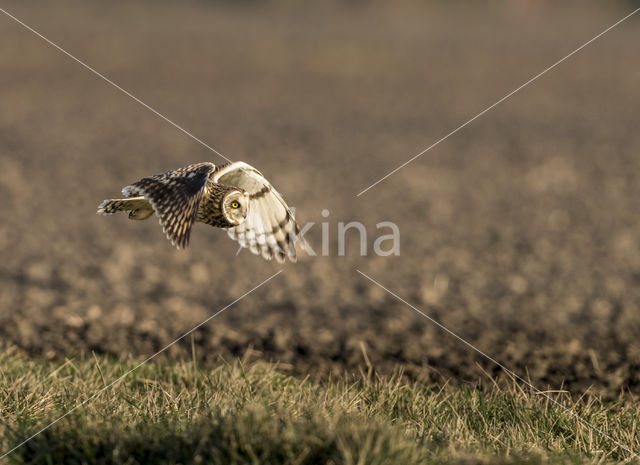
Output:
1 0 639 398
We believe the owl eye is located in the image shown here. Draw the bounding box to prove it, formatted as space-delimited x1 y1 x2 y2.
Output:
230 201 240 209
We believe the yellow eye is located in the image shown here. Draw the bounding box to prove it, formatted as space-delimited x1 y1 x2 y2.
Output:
230 201 240 209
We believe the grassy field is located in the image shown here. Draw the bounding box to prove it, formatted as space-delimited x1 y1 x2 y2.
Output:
1 349 638 465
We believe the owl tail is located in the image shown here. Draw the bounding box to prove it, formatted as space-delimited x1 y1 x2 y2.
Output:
97 197 154 220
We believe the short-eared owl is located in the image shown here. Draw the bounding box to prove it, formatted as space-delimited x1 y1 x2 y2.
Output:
97 162 306 263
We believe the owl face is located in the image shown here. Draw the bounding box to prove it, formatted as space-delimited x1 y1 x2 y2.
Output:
221 190 249 225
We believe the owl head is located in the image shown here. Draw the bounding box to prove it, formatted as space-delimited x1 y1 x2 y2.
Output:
221 189 249 225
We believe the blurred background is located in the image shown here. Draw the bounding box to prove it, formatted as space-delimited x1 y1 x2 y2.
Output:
1 0 639 398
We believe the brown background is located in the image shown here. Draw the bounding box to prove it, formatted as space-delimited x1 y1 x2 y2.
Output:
1 0 639 398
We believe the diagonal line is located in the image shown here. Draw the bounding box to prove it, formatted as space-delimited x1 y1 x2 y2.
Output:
357 7 640 197
356 269 638 458
0 269 283 461
0 6 232 163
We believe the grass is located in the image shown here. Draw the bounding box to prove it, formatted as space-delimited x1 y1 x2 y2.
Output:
0 349 638 465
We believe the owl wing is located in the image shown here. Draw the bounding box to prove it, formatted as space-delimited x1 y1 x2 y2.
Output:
122 162 216 249
212 161 307 263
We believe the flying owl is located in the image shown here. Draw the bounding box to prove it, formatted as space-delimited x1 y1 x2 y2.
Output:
97 161 307 263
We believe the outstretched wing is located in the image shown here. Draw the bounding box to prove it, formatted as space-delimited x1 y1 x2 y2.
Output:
122 162 216 249
212 161 307 263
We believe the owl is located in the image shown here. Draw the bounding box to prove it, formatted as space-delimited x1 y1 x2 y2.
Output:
97 161 307 263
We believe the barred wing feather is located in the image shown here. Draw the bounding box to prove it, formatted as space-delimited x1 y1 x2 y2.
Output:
213 162 306 263
122 162 215 249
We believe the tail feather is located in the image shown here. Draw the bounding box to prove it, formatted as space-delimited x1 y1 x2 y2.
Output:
97 197 154 220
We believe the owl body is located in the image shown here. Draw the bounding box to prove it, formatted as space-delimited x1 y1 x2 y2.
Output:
197 180 248 228
98 161 306 263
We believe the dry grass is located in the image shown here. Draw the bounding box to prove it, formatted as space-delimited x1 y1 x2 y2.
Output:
1 349 638 464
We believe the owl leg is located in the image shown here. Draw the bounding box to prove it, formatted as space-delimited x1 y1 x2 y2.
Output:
97 197 153 220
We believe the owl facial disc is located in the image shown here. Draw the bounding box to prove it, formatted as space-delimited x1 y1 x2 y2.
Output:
221 190 249 226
